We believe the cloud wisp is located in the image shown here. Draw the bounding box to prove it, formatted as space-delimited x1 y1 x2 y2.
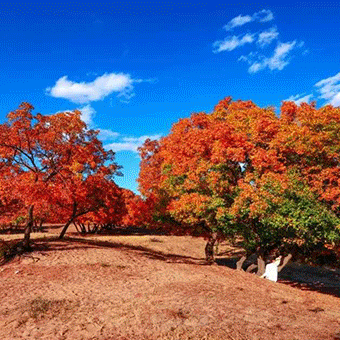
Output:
242 40 301 73
284 71 340 107
315 72 340 107
71 105 161 153
73 105 120 140
257 27 279 47
284 93 313 105
77 104 97 126
224 9 274 31
105 134 162 153
213 33 255 53
214 9 305 73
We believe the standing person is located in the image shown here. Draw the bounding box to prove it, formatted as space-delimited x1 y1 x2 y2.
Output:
260 256 282 282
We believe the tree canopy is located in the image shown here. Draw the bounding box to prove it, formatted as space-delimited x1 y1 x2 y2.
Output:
0 103 126 248
138 98 340 267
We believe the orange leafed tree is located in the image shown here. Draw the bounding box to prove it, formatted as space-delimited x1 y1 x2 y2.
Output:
0 103 120 248
138 98 340 267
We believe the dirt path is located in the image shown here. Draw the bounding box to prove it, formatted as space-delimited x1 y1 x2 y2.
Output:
0 235 339 340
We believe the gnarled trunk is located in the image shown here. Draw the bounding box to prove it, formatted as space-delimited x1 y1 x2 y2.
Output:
22 205 34 250
205 232 218 264
236 255 246 271
256 254 266 276
278 254 292 272
59 202 77 239
59 219 74 239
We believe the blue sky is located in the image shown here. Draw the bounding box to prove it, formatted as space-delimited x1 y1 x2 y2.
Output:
1 1 340 193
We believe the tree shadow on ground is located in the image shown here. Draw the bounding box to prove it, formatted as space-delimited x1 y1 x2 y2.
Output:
216 255 340 299
98 226 166 236
28 236 204 266
4 235 339 299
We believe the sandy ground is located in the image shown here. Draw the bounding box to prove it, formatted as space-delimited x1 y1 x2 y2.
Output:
0 233 340 340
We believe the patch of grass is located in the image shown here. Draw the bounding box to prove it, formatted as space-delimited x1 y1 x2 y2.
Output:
165 308 190 320
29 297 53 319
150 237 163 243
16 316 29 327
101 262 111 267
28 297 74 320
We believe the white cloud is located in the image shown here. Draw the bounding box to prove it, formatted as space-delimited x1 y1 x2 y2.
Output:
46 73 135 104
72 105 120 141
241 41 299 73
98 129 120 141
224 15 253 31
331 93 340 106
215 9 305 73
254 9 274 23
257 27 279 47
77 104 96 126
213 33 255 53
224 9 274 31
285 93 313 105
72 106 158 153
282 72 340 108
249 62 264 73
315 72 340 107
266 41 297 71
105 134 162 153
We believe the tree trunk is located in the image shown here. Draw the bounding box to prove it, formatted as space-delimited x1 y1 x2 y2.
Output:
59 218 74 239
246 263 258 273
59 202 77 239
236 255 246 271
278 254 292 272
74 222 81 234
256 255 266 276
22 205 34 250
205 232 217 264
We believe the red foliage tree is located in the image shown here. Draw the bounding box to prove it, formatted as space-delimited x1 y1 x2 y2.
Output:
0 103 120 248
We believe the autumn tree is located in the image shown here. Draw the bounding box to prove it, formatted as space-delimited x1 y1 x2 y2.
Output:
0 103 120 249
138 99 254 263
138 98 340 268
0 165 24 230
70 180 126 235
275 102 340 212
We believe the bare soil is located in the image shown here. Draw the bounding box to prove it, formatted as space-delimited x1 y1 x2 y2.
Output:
0 231 340 340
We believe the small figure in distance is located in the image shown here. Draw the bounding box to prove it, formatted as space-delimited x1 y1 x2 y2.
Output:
260 256 282 282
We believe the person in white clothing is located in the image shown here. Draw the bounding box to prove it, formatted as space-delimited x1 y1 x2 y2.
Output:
260 256 282 282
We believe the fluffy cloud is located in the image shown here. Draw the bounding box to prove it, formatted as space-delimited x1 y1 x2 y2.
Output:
224 9 274 31
285 93 313 105
213 33 255 52
315 72 340 107
46 73 135 104
257 27 279 47
105 134 162 153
